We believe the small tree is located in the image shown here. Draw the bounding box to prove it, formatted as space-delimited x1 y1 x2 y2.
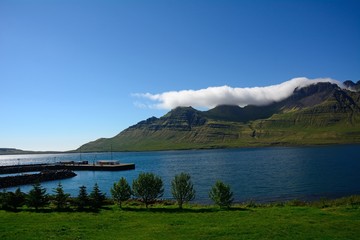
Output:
89 183 106 209
1 188 25 210
209 180 234 208
132 172 164 208
10 188 26 210
1 190 10 210
76 185 89 210
53 182 70 210
0 190 5 209
171 172 195 209
111 177 132 208
26 182 49 210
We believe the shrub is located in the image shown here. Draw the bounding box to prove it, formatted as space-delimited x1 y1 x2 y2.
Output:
11 188 26 210
209 180 234 208
0 190 4 209
171 172 195 209
245 199 258 208
1 188 26 210
111 177 132 208
132 172 164 208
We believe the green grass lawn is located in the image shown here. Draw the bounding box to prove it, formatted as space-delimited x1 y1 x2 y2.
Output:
1 202 359 240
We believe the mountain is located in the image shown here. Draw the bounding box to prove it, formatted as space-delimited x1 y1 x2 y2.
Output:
344 80 360 91
79 82 360 152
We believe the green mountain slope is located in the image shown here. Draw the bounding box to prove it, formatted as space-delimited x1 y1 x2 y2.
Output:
79 82 360 152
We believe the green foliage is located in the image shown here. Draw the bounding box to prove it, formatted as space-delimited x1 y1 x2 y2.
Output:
76 185 89 210
132 172 164 208
52 182 70 210
308 196 360 209
26 182 49 210
209 180 234 208
0 190 11 210
0 188 26 210
0 190 4 209
89 183 106 209
110 177 131 208
171 172 195 209
10 188 26 210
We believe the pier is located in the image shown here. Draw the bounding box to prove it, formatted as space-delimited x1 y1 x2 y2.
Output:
0 161 135 174
57 160 135 171
0 170 77 188
0 160 135 188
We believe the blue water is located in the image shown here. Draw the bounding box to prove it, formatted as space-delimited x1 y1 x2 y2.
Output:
1 145 360 203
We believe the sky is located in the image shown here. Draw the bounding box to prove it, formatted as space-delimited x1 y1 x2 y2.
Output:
0 0 359 151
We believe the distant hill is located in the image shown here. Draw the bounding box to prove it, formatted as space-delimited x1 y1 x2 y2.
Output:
0 148 32 155
79 81 360 152
0 148 62 155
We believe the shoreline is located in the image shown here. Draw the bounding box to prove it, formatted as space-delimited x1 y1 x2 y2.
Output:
1 142 360 156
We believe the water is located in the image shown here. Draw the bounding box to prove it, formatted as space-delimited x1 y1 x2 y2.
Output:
1 145 359 203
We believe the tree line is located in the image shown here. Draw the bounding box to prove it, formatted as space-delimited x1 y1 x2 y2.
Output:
0 172 233 211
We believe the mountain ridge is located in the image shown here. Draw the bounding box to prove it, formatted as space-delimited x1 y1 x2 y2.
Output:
78 81 360 152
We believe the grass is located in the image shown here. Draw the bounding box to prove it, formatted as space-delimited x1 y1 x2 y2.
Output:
1 197 360 240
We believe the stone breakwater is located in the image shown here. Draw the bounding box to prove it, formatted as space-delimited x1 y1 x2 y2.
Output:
0 170 77 188
0 162 135 174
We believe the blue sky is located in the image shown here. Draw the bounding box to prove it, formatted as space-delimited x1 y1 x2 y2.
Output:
1 0 359 151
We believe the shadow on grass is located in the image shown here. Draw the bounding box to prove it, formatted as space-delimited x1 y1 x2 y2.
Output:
120 206 250 213
21 207 109 213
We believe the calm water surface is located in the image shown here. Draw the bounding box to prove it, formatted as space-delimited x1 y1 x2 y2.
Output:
1 145 359 203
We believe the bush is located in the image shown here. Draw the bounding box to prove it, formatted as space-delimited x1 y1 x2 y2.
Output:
111 177 132 208
10 188 26 210
1 188 26 210
26 182 49 210
132 172 164 208
171 172 195 209
209 180 234 208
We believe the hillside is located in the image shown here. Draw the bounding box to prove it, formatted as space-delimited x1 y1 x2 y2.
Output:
79 81 360 152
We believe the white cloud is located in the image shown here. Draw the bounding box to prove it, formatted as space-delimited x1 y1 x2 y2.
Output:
133 77 343 110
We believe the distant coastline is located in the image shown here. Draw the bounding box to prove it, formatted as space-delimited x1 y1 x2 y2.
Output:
2 142 360 156
0 142 360 156
0 148 63 156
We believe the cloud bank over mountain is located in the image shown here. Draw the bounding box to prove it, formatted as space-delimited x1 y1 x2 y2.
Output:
133 77 343 110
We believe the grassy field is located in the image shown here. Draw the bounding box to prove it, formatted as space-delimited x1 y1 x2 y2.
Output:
1 199 359 240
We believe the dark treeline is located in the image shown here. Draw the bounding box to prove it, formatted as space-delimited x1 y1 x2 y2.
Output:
0 172 233 211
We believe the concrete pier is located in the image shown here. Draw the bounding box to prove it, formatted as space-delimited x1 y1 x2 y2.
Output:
0 161 135 174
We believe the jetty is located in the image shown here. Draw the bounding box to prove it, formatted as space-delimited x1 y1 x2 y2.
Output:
0 160 135 188
57 160 135 171
0 170 76 188
0 160 135 174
